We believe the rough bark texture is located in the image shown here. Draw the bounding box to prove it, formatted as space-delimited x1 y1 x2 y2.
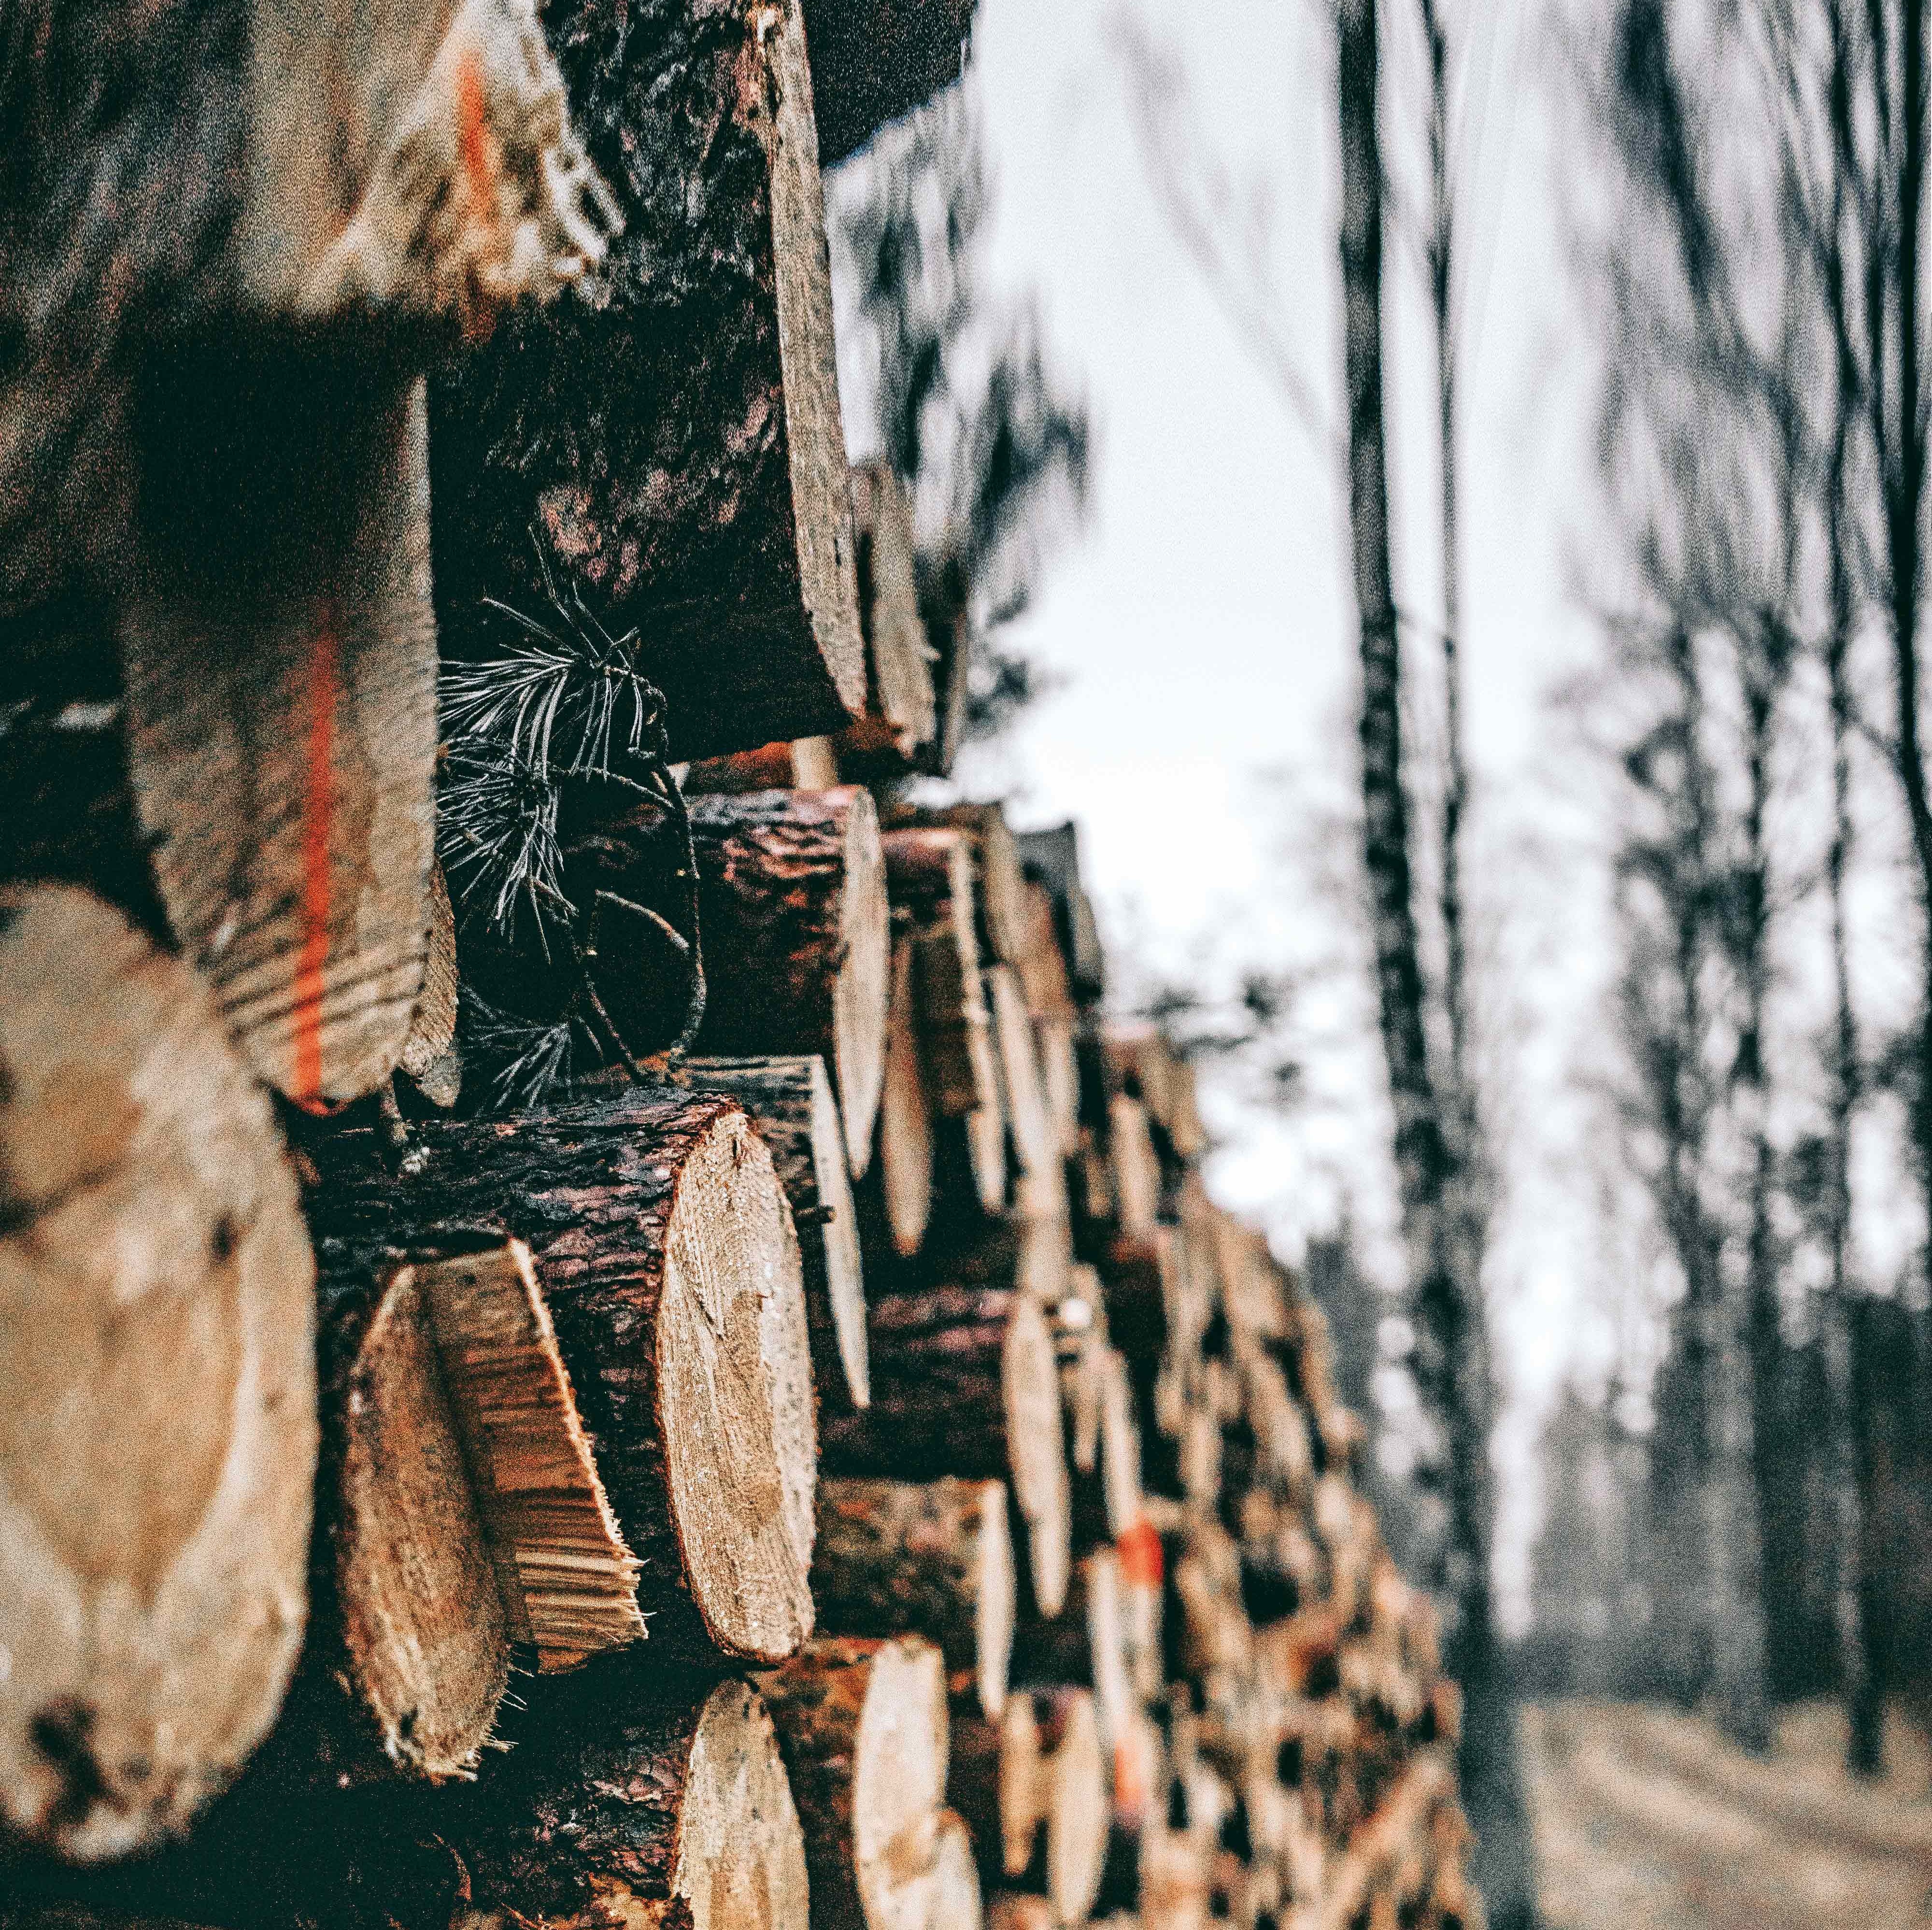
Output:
427 0 867 762
839 461 937 772
798 0 974 163
679 1053 870 1411
305 1090 815 1666
811 1478 1016 1718
681 738 840 795
821 1287 1070 1618
0 886 317 1861
755 1635 950 1930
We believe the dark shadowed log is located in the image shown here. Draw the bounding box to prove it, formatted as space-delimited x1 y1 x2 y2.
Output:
800 0 975 163
755 1635 950 1930
0 887 317 1860
448 1672 810 1930
678 1053 869 1410
306 1090 815 1666
0 0 614 619
921 601 973 781
122 367 438 1110
681 737 842 795
838 462 937 774
686 790 889 1173
1015 826 1104 1005
822 1287 1069 1617
811 1478 1015 1718
949 1689 1107 1927
428 0 867 761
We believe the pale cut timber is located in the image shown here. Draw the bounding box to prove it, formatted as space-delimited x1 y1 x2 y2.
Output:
984 1896 1056 1930
449 1674 811 1930
678 1053 869 1409
884 828 997 1120
821 1288 1070 1618
838 461 937 771
297 1260 511 1782
428 0 867 760
873 935 936 1257
802 0 975 162
686 789 890 1174
0 886 316 1859
306 1091 815 1666
412 1240 644 1669
1012 883 1077 1026
929 1811 986 1930
810 1477 1015 1718
1109 1097 1164 1245
397 859 462 1107
122 372 437 1111
756 1635 951 1930
949 1688 1108 1927
987 966 1057 1178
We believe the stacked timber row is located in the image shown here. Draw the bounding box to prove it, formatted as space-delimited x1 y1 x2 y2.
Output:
0 7 1479 1930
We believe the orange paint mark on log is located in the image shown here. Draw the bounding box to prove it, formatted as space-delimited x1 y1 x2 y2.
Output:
455 47 500 344
291 603 340 1111
1116 1516 1163 1588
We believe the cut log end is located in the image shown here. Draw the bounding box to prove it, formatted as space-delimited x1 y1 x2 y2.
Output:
412 1240 643 1670
663 1109 817 1662
0 885 317 1859
931 1810 986 1930
333 1268 510 1778
805 1054 871 1408
976 1482 1018 1722
1005 1296 1073 1620
836 788 891 1174
877 935 935 1257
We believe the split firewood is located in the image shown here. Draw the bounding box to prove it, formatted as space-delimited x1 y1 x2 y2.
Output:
0 886 317 1860
821 1286 1070 1618
1016 824 1105 1005
866 935 936 1258
679 1053 870 1411
397 860 463 1108
811 1478 1016 1719
988 966 1057 1179
122 369 438 1110
407 1240 643 1669
801 0 976 163
684 789 890 1173
681 738 842 794
429 0 868 760
446 1672 811 1930
838 462 937 772
307 1089 816 1666
756 1635 951 1930
950 1689 1108 1928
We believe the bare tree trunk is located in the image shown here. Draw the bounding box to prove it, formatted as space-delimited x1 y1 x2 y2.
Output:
1337 4 1535 1921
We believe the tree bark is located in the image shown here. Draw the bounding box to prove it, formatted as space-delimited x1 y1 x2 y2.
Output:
681 738 841 795
0 886 317 1861
821 1286 1071 1618
755 1635 951 1930
678 1053 871 1411
811 1478 1016 1719
305 1089 816 1666
428 0 867 762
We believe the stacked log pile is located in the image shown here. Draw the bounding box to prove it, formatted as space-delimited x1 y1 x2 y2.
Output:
0 7 1479 1930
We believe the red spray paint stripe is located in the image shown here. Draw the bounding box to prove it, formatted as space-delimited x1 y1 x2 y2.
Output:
291 604 340 1111
456 48 490 200
1116 1515 1164 1589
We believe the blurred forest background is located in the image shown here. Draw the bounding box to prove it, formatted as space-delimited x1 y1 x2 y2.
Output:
823 1 1932 1925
